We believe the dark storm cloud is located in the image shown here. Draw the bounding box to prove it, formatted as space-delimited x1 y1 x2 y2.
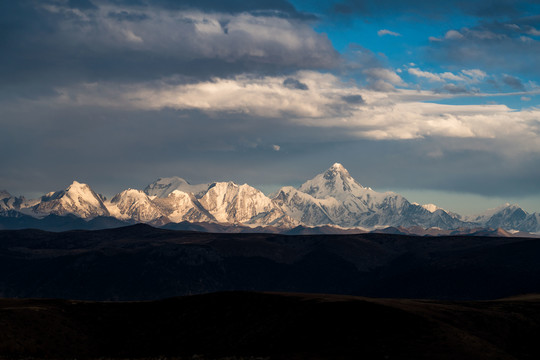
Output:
106 10 150 22
341 94 365 104
283 78 309 90
0 0 337 100
2 98 538 200
107 0 315 19
0 104 361 196
427 20 540 77
502 75 526 90
331 0 536 19
434 84 470 94
67 0 98 10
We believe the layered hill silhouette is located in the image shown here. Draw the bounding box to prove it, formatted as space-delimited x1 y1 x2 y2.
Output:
2 225 540 359
1 225 540 301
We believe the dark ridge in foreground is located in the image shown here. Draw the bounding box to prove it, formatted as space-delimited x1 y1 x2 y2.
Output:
1 225 540 301
1 292 540 360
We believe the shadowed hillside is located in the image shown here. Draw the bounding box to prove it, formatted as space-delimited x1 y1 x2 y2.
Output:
1 225 540 300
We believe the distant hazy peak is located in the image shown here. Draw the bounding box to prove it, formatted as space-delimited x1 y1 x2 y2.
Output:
0 190 11 200
111 188 150 201
144 177 209 198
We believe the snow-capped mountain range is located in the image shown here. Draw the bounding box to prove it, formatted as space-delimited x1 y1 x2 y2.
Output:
1 163 539 233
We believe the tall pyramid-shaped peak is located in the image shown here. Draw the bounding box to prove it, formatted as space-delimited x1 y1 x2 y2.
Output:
33 180 109 218
299 163 365 199
324 163 352 179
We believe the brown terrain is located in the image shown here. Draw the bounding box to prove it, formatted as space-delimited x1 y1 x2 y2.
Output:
1 291 540 360
1 225 540 359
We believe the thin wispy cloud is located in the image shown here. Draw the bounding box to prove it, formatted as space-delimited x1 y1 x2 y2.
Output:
377 29 401 37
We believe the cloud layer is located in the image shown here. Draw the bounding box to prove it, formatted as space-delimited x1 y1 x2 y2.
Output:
1 0 539 210
0 1 337 99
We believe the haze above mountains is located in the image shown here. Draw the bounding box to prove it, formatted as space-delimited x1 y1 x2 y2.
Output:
1 164 539 234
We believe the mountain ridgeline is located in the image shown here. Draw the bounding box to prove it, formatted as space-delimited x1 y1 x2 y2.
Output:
1 164 539 233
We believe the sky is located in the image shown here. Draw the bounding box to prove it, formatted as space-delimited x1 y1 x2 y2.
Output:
1 0 540 215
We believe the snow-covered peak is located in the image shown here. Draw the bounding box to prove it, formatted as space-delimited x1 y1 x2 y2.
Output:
68 180 84 188
330 162 346 172
0 190 23 211
169 189 189 197
144 176 210 198
422 204 441 213
0 190 11 200
299 163 365 199
108 188 163 222
111 188 149 202
33 181 109 218
154 190 216 223
200 181 279 223
464 203 524 223
60 181 104 208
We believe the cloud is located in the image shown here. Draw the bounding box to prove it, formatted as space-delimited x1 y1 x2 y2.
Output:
104 0 312 18
405 67 488 93
436 84 470 94
2 0 540 203
444 29 464 40
526 26 540 36
331 0 531 19
502 75 525 90
0 1 338 100
377 29 401 37
460 69 487 81
426 19 540 77
440 72 465 81
408 68 443 82
341 95 365 104
363 68 406 91
283 78 309 90
3 68 540 200
41 71 540 149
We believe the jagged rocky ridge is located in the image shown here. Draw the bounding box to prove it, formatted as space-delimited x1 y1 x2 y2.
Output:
1 164 539 233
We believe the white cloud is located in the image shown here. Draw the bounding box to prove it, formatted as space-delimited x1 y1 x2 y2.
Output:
505 24 521 31
407 67 488 85
440 72 465 81
526 27 540 36
461 69 487 81
364 68 405 85
444 30 464 40
362 68 406 90
48 71 540 151
408 68 443 82
122 29 143 43
377 29 401 37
